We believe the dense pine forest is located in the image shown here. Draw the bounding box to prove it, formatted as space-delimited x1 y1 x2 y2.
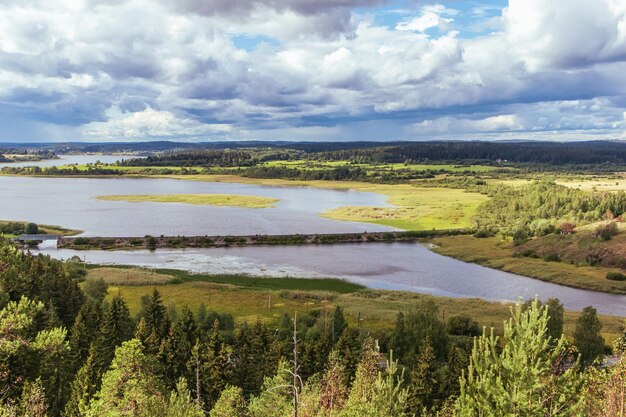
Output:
1 240 625 416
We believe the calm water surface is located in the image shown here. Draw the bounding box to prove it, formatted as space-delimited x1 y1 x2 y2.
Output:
37 242 626 316
0 175 392 236
0 154 126 168
6 154 626 316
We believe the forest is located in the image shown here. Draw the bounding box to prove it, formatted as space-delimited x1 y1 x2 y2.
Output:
1 240 625 416
112 141 626 166
472 180 626 240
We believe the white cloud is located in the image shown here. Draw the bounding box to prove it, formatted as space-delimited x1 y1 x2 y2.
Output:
0 0 625 141
503 0 626 70
413 114 524 135
396 5 456 33
82 107 231 140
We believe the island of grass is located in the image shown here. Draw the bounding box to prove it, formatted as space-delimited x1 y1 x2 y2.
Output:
97 193 279 208
154 175 488 231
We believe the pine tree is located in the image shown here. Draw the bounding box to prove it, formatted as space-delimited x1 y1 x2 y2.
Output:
456 299 585 416
18 380 49 417
209 385 247 417
198 320 231 409
87 339 165 416
247 359 292 417
33 327 70 416
545 298 565 341
143 288 170 340
164 378 205 417
319 351 349 414
340 340 408 417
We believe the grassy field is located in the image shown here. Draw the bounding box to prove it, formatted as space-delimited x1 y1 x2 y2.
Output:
157 175 488 231
97 193 279 208
428 235 626 294
94 266 625 342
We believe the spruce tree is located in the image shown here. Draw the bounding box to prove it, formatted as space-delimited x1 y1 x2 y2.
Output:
331 306 347 341
406 340 438 414
68 298 101 372
92 294 134 376
574 306 605 365
63 353 99 417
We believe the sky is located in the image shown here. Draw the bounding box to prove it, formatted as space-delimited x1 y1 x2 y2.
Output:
0 0 625 143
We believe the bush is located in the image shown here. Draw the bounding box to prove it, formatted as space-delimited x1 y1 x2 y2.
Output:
24 222 39 234
73 237 91 245
447 315 480 337
543 253 560 262
520 249 538 258
586 252 603 266
473 229 494 238
606 272 626 281
595 222 619 241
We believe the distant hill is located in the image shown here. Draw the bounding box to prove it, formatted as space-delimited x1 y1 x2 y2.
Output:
3 140 626 164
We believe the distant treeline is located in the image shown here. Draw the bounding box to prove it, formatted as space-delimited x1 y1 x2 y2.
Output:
112 141 626 166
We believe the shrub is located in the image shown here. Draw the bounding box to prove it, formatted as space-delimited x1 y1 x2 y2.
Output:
606 272 626 281
474 229 494 238
586 253 603 266
520 249 538 258
73 237 91 245
595 222 619 241
543 253 560 262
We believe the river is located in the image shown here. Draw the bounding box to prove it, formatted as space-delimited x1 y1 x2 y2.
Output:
3 154 626 316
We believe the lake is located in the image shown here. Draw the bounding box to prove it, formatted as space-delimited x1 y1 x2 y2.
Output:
0 175 392 236
0 154 127 168
4 154 626 316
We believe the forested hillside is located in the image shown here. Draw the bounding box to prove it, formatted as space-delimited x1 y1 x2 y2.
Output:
1 240 625 416
113 141 626 167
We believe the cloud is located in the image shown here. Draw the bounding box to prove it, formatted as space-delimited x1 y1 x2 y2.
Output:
413 114 524 135
503 0 626 70
396 4 456 33
0 0 625 142
81 107 231 140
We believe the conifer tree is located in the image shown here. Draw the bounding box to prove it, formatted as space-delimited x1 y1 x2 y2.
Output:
406 340 438 414
456 300 585 416
33 327 70 416
63 353 99 417
247 359 292 417
68 299 101 372
209 385 247 417
87 339 165 416
159 307 197 389
331 306 347 342
92 294 134 376
163 378 205 417
574 306 605 365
